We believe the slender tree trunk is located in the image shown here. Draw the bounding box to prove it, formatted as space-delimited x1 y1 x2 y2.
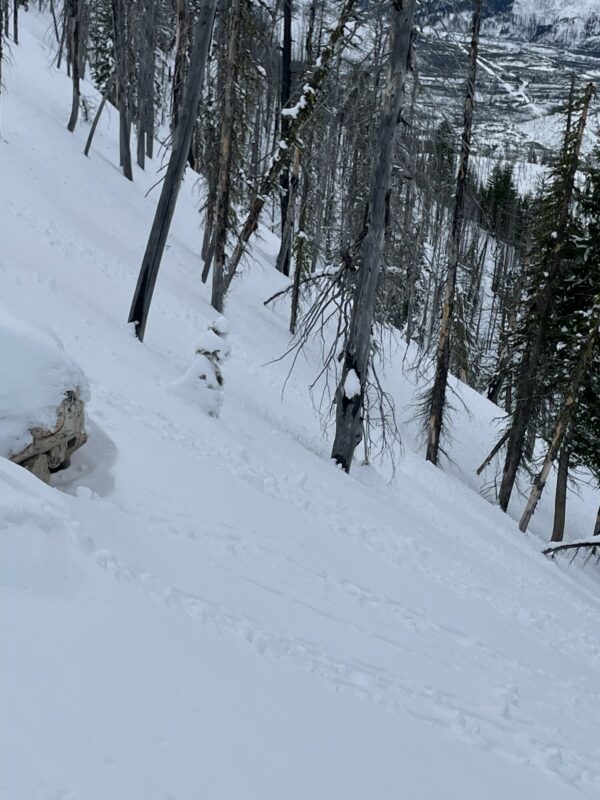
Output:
66 0 81 132
0 3 3 91
476 429 510 475
136 0 156 169
331 0 416 473
12 0 17 44
551 437 570 542
310 90 340 274
84 72 116 157
128 0 217 341
277 0 293 276
56 4 66 70
425 0 481 465
172 0 189 133
211 0 242 313
111 0 133 180
276 146 300 275
49 0 60 43
499 83 594 512
290 153 311 334
594 505 600 537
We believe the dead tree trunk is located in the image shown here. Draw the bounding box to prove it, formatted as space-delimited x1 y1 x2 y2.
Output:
551 437 570 542
56 3 67 70
84 72 116 157
277 0 293 276
331 0 416 473
136 0 156 169
66 0 81 132
0 3 3 90
49 0 60 43
290 150 310 334
425 0 481 465
128 0 217 341
112 0 133 180
210 0 242 313
172 0 189 134
276 146 300 276
12 0 17 44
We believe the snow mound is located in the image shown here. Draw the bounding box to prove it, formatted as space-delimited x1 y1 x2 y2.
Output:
167 318 230 417
0 308 89 458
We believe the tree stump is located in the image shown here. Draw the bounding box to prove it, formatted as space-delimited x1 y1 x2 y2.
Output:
10 390 87 483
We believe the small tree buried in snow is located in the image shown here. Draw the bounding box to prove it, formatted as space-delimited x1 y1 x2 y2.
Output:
168 317 231 417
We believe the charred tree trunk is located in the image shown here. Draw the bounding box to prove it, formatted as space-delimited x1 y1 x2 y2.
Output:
84 72 116 157
290 152 310 334
276 146 300 276
551 437 570 543
277 0 293 276
0 3 3 90
331 0 416 473
172 0 189 134
425 0 481 465
66 0 81 132
128 0 217 341
49 0 60 43
112 0 133 180
136 0 156 169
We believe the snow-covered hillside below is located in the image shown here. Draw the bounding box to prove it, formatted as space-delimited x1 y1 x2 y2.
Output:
513 0 600 25
1 11 600 800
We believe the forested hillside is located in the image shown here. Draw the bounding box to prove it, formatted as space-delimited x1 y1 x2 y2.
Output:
1 2 600 799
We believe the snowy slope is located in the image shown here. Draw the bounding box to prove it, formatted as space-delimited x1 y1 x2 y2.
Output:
2 10 600 800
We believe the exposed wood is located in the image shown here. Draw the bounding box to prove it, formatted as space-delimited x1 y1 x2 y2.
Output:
11 390 87 484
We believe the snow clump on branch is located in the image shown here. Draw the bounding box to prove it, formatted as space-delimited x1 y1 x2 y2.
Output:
168 316 231 417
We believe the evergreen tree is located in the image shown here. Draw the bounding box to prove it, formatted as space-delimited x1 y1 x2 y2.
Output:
495 82 594 512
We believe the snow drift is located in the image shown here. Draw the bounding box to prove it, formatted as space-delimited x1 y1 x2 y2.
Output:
0 307 88 458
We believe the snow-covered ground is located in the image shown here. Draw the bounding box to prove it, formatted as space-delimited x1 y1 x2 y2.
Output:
2 10 600 800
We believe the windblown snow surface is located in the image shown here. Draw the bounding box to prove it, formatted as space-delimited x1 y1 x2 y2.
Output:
2 10 600 800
